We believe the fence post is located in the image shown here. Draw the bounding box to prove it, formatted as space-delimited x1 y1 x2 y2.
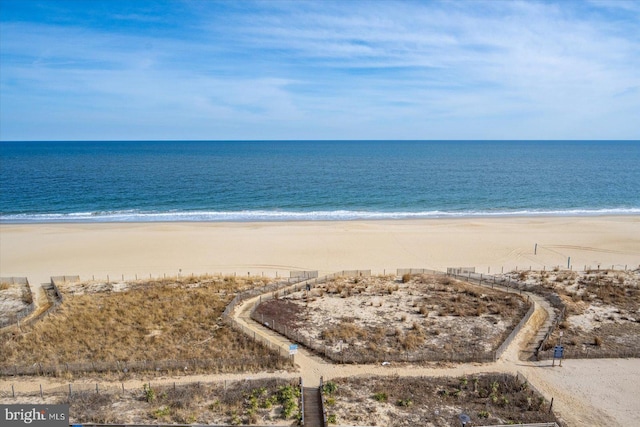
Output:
12 384 15 398
40 384 43 398
68 384 72 397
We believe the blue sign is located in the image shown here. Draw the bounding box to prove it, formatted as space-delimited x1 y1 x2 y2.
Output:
554 345 564 358
289 344 298 355
459 414 471 425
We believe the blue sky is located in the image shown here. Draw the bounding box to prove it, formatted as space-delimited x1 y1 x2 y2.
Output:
1 0 639 140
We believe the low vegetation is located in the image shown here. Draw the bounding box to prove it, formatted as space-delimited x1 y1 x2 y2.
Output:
324 374 561 426
63 378 300 425
0 275 292 375
0 281 33 326
510 269 640 358
254 274 530 362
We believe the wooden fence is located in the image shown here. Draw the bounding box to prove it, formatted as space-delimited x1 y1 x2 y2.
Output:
0 354 291 377
3 274 299 377
1 377 296 400
0 277 34 328
250 269 537 364
537 346 640 360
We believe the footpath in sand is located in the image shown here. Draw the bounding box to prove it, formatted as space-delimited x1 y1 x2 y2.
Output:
230 277 636 427
2 272 639 426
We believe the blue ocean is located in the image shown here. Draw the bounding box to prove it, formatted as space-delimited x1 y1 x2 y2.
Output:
0 141 638 223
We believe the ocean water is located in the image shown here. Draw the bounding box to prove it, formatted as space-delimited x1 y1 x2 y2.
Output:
0 140 638 223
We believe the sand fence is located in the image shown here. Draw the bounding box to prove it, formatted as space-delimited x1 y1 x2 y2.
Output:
249 268 536 364
0 277 34 328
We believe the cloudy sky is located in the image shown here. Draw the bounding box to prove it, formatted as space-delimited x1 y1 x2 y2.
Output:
1 0 639 140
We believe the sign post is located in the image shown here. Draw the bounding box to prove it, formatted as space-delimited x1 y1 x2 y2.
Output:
289 344 298 355
552 345 564 367
458 413 471 426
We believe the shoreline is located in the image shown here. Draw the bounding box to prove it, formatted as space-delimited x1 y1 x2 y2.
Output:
2 216 638 287
3 209 640 224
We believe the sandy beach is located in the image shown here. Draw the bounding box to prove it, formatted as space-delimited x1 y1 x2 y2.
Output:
1 216 640 426
1 216 639 286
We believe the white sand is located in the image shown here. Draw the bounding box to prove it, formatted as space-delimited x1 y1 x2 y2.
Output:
1 216 638 287
527 358 640 426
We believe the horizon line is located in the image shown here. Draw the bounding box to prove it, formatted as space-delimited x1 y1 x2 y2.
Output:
2 139 639 143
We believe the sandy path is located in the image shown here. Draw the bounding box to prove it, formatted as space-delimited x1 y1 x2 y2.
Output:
1 273 637 426
233 282 518 388
230 279 638 426
526 358 640 427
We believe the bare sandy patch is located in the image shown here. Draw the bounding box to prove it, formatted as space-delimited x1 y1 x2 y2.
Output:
0 280 33 326
255 274 530 362
504 269 640 358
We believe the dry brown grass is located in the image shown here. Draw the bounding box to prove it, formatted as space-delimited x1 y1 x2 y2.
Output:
0 276 290 373
254 274 530 362
320 319 368 344
509 269 640 358
0 282 33 326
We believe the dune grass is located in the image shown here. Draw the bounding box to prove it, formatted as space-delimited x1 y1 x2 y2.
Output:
0 276 291 373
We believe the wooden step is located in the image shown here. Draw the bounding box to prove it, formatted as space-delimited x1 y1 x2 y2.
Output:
303 387 324 427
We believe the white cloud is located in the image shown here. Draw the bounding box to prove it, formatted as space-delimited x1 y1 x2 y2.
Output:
1 0 638 140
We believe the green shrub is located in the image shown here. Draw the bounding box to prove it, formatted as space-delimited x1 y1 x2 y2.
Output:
372 392 387 402
396 398 413 407
276 385 300 419
478 410 490 418
322 381 338 395
152 406 170 418
143 384 156 403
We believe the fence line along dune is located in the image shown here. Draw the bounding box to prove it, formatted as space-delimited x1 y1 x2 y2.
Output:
0 274 294 376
